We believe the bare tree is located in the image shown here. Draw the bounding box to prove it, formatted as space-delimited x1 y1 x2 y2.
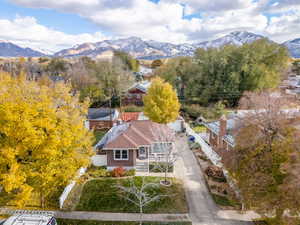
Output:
225 91 300 224
151 144 177 186
116 177 166 224
150 125 177 185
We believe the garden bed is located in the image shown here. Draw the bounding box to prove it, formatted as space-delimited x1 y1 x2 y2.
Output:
192 148 241 210
75 177 188 213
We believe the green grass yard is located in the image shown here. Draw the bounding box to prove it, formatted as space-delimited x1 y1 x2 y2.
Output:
192 125 206 133
93 130 108 145
75 177 188 213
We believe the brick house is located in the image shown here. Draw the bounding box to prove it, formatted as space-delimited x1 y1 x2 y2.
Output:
87 108 119 130
204 114 237 160
123 81 151 106
204 109 300 160
93 120 175 171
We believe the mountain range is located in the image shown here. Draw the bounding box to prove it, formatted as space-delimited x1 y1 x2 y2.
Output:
0 31 299 59
0 40 45 57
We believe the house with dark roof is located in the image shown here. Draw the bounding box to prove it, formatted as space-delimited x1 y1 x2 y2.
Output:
87 108 119 130
123 81 152 106
93 120 175 171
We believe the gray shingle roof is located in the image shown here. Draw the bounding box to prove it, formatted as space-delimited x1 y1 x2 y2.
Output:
88 108 119 121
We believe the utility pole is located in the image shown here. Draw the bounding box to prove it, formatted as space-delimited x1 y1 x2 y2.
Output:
109 88 113 127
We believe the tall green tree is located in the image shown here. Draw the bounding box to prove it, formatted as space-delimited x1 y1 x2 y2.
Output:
155 39 290 106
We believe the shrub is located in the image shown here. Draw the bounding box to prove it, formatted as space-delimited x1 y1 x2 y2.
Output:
87 166 110 178
205 166 227 183
112 167 126 177
124 169 136 176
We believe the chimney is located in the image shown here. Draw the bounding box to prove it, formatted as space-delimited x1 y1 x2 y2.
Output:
219 115 227 147
116 119 122 126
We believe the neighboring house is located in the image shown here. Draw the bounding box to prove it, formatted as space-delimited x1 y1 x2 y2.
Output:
280 75 300 98
204 114 236 157
123 81 152 106
204 109 300 160
87 108 119 130
93 120 175 171
138 112 185 133
119 112 140 122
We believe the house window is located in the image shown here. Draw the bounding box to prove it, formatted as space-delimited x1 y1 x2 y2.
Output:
114 150 129 160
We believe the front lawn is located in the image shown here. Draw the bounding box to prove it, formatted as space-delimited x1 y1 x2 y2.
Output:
76 177 188 213
192 125 206 133
149 163 173 173
57 219 192 225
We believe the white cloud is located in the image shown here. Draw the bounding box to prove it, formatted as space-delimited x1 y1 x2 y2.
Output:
0 16 108 52
7 0 300 48
265 11 300 42
162 0 253 14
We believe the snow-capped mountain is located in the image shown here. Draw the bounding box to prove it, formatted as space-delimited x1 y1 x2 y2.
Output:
284 38 300 58
54 31 265 59
1 31 299 59
54 37 190 59
195 31 265 49
0 40 45 57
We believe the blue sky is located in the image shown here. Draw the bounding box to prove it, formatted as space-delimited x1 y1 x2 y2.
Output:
0 0 299 52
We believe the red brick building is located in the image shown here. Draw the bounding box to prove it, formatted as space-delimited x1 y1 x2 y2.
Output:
204 114 235 159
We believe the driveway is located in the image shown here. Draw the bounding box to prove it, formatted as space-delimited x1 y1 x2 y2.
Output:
175 135 252 225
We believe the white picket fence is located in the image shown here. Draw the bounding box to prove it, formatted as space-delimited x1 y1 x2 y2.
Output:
184 122 222 166
59 167 87 209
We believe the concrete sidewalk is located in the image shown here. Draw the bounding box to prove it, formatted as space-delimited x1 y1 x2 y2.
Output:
55 211 190 222
0 208 190 222
217 210 261 222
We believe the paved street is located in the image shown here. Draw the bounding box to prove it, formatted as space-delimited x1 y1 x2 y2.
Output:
175 136 253 225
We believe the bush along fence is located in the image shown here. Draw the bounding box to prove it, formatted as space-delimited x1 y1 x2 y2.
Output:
59 167 87 209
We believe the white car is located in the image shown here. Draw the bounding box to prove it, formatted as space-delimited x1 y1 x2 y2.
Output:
2 213 57 225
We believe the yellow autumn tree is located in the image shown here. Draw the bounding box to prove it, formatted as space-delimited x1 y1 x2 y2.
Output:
0 72 94 208
143 77 180 124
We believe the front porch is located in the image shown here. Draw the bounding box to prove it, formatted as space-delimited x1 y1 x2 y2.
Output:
135 144 176 173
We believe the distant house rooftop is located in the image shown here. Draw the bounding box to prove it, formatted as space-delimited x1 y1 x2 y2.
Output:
49 76 65 83
88 108 119 121
119 112 140 122
129 81 152 93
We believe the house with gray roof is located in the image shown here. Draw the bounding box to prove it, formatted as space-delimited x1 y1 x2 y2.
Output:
204 109 300 157
87 108 119 130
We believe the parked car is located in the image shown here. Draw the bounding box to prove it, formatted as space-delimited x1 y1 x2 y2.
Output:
3 213 57 225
